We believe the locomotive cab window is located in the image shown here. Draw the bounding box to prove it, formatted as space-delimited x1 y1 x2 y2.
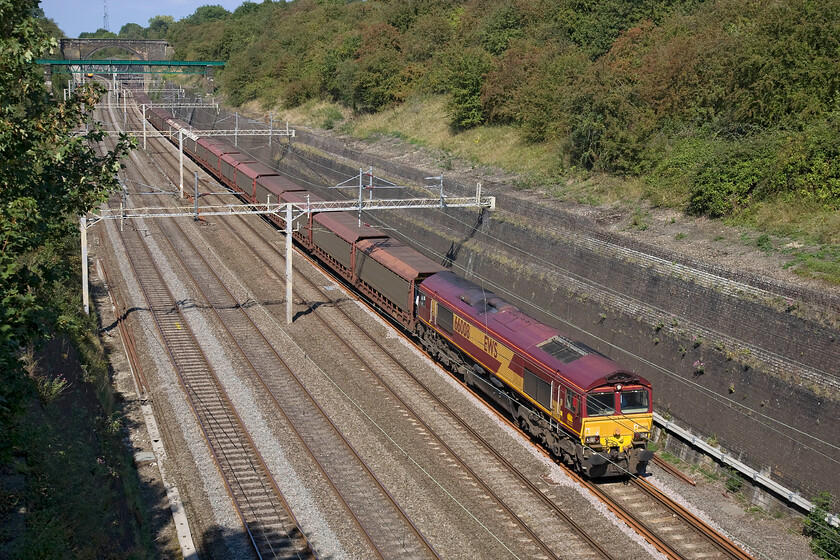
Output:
565 389 580 415
619 389 649 414
437 304 454 333
586 392 615 417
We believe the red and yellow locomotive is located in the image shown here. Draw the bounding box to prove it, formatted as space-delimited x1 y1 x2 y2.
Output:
415 272 653 477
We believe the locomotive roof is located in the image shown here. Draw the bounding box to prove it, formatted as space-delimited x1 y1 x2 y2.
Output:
313 212 387 243
420 271 649 392
356 238 446 281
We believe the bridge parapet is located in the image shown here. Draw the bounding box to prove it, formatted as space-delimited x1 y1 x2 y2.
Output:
60 39 173 61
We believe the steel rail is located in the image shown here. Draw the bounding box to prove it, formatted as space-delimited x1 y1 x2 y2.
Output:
632 476 754 560
98 101 314 559
115 99 438 558
652 455 697 487
153 199 438 560
100 261 149 398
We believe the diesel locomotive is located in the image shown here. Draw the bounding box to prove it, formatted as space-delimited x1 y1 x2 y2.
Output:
138 92 654 477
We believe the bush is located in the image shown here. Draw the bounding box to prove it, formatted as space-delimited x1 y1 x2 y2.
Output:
804 492 840 559
442 46 492 129
687 139 777 217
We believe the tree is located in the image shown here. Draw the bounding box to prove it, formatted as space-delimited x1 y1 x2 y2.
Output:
118 22 145 39
146 15 174 39
0 0 132 440
184 5 230 25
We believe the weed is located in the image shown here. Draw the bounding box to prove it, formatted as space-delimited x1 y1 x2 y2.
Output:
804 491 840 559
675 232 687 240
660 451 681 464
629 207 650 230
36 374 70 406
725 468 744 493
756 233 773 252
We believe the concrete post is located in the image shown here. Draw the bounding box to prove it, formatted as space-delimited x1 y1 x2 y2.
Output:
286 203 293 324
80 217 89 315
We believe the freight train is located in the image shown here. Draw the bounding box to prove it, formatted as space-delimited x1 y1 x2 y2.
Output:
137 91 654 477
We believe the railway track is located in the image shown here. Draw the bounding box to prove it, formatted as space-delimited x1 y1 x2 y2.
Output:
106 95 440 558
207 184 759 560
581 476 754 560
97 95 315 559
112 199 314 559
148 200 440 559
215 211 617 560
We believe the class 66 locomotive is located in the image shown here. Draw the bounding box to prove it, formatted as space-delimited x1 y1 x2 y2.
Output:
415 272 654 478
138 92 653 478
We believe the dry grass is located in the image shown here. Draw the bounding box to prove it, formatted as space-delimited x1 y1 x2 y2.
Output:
221 91 839 283
351 96 560 177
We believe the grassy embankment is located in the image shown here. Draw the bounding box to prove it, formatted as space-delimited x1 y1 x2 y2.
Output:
253 93 840 286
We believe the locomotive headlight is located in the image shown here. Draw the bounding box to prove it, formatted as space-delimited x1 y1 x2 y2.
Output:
633 431 650 441
585 435 600 445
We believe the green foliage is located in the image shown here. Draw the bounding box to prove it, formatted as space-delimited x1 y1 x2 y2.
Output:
163 0 840 218
146 15 174 39
79 28 117 39
442 46 491 128
183 4 230 25
480 4 523 55
804 492 840 559
0 0 132 437
724 467 744 493
118 22 145 39
687 139 777 217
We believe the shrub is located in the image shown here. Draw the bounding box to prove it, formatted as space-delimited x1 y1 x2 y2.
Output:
443 46 492 128
804 492 840 559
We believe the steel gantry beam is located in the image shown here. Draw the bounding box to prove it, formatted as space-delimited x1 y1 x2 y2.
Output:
83 191 495 323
